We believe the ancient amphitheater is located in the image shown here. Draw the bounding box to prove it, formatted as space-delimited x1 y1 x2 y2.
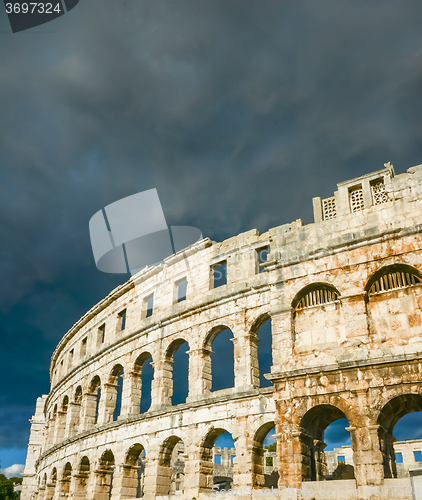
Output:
22 163 422 499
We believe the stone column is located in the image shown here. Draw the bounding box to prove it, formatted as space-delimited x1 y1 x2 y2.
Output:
270 307 294 372
109 464 141 499
79 392 99 432
64 402 81 439
43 483 56 500
232 334 259 390
232 433 253 490
121 371 141 416
150 360 173 410
313 439 328 481
143 450 172 499
69 472 90 500
98 382 119 425
348 423 384 487
87 469 114 500
186 348 213 402
53 477 70 499
183 441 211 497
53 411 67 445
275 400 305 489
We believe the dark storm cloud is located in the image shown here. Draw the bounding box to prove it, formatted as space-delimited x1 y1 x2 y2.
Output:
1 0 422 465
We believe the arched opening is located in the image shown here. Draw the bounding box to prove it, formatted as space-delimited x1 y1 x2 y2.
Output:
74 456 90 500
94 450 115 500
366 264 422 295
62 395 69 412
212 431 236 491
68 386 82 437
87 375 101 428
205 327 234 392
44 468 57 500
251 315 272 388
300 404 353 481
134 352 154 413
158 436 185 495
292 283 341 352
109 364 124 421
252 422 278 488
196 428 236 492
377 394 422 479
166 339 189 405
124 444 146 498
60 462 72 497
324 418 354 480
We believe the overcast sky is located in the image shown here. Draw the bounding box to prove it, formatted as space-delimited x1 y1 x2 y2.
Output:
1 0 422 473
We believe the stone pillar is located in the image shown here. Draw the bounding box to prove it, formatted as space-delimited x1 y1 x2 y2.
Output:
64 402 81 439
183 441 210 497
87 468 114 500
313 439 328 481
143 450 171 499
79 392 99 432
21 396 47 500
232 334 259 390
53 411 67 445
232 433 253 490
186 348 212 402
150 360 173 410
121 371 141 416
270 308 294 372
53 477 70 499
275 401 305 489
348 423 384 487
379 427 397 479
69 472 90 500
98 382 119 425
109 464 140 499
43 483 56 500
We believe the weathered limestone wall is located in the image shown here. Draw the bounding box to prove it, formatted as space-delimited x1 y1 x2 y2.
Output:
21 163 422 500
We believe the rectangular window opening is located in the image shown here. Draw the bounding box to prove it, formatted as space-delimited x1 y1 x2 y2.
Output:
414 450 422 462
266 457 273 466
118 309 127 331
81 337 87 358
214 455 221 465
68 349 74 369
257 246 270 273
99 324 106 343
212 261 227 288
145 295 154 318
396 452 403 464
177 278 188 303
337 455 346 463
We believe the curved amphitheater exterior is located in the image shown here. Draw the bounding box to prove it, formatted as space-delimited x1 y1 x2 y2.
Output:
22 163 422 499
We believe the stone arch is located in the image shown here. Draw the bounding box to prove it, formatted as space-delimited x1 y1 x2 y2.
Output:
62 395 69 411
299 403 352 481
250 313 272 388
377 393 422 479
291 283 342 353
93 449 115 500
74 385 82 403
122 443 146 498
134 351 154 413
59 462 72 497
292 282 340 310
157 435 184 495
366 263 422 294
199 427 234 492
204 326 235 392
252 421 276 487
166 339 190 405
83 375 101 429
67 386 83 438
108 363 124 421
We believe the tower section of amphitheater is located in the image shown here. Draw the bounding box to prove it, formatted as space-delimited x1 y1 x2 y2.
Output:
22 163 422 499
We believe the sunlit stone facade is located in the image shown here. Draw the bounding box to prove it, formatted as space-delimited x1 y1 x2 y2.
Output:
21 163 422 499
